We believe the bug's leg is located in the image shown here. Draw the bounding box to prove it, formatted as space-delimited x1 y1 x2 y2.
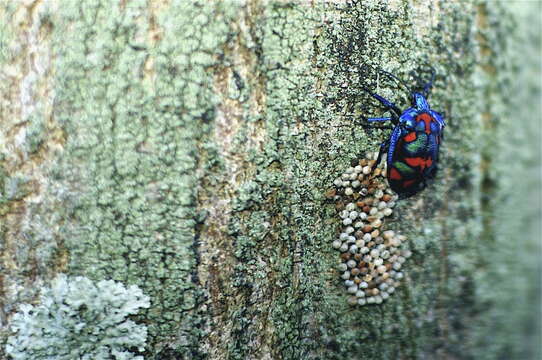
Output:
361 124 395 130
432 110 446 129
362 87 402 121
372 139 390 171
364 116 395 130
368 93 402 119
359 114 396 130
367 116 393 123
368 121 403 172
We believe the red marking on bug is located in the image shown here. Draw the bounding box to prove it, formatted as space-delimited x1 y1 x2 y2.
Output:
389 168 402 180
403 179 416 187
416 113 434 134
404 132 417 142
405 157 433 170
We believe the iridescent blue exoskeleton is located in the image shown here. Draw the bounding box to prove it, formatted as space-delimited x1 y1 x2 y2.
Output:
364 69 446 198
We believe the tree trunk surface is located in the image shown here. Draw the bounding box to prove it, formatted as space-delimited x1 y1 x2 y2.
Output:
0 1 540 359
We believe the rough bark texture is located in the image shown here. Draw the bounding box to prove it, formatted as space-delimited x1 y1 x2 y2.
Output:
0 1 540 359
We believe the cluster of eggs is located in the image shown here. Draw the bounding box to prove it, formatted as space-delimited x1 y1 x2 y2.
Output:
327 152 411 306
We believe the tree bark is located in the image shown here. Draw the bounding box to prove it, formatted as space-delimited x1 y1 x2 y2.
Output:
0 1 540 359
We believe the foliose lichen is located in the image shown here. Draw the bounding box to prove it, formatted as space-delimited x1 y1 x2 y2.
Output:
6 275 150 360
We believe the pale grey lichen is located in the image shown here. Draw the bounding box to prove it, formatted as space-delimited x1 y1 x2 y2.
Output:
6 275 150 360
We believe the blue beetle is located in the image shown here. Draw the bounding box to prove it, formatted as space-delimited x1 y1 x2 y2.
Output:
364 69 445 198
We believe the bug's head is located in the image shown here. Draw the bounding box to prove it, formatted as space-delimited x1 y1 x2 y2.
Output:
412 92 430 110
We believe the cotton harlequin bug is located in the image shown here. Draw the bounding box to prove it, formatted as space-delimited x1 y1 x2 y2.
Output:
364 69 445 198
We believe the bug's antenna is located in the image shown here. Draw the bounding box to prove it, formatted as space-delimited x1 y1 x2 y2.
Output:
378 69 411 94
422 67 436 98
